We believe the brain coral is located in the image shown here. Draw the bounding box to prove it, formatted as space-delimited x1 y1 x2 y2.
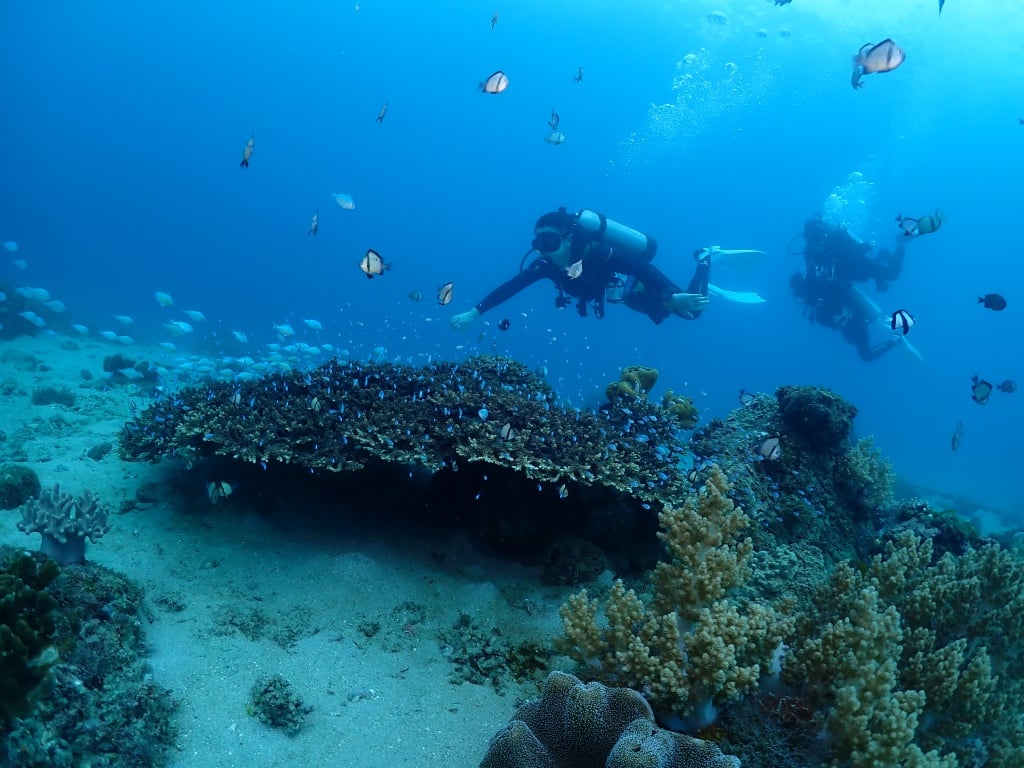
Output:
479 671 739 768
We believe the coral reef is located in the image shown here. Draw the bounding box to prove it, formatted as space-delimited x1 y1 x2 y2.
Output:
775 385 856 454
478 671 739 768
0 550 60 723
249 673 311 735
605 365 660 401
0 463 41 509
559 467 792 724
17 484 111 565
784 532 1024 768
120 355 697 506
1 545 178 767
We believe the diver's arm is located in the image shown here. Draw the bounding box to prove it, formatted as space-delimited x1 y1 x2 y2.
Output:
473 265 551 315
451 262 552 329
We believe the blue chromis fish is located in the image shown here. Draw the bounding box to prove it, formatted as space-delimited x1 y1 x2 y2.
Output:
240 135 254 168
851 40 905 89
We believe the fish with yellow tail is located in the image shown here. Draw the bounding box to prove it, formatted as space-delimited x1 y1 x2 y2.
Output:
851 39 905 89
896 210 942 237
240 135 255 168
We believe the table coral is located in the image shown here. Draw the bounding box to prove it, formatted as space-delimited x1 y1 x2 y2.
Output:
120 355 697 506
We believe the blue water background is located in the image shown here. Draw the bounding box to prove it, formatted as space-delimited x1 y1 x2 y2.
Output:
2 0 1022 520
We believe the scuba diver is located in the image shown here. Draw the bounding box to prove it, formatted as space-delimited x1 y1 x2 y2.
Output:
789 215 907 362
450 208 764 329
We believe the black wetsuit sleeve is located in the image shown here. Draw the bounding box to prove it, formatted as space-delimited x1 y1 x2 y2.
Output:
473 261 555 315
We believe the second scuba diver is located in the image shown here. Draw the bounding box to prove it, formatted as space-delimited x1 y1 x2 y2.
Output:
450 208 763 329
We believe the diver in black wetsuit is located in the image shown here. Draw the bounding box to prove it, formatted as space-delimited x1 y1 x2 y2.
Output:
789 215 905 362
449 208 712 329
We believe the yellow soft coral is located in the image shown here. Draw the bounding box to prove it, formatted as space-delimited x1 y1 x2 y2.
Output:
559 466 791 720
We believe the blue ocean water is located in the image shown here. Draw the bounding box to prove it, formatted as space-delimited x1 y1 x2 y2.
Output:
2 0 1021 520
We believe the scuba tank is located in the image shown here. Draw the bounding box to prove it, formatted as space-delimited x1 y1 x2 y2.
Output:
574 209 658 262
574 210 658 308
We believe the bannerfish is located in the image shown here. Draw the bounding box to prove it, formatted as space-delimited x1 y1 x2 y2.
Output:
978 293 1007 311
890 308 915 335
566 259 583 279
851 39 905 89
240 135 255 168
971 375 993 405
548 108 560 132
308 210 319 237
376 101 388 124
738 388 755 406
545 131 566 145
408 290 424 302
573 66 584 83
499 423 515 441
896 211 942 237
480 70 509 94
437 281 454 306
997 379 1017 394
331 193 356 210
360 249 388 279
154 291 174 307
951 420 962 452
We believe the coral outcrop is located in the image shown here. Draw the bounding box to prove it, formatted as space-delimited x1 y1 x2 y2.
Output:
17 483 111 564
559 467 792 724
0 549 60 722
478 671 739 768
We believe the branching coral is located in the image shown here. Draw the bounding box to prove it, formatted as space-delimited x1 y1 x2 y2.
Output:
559 467 792 724
835 436 895 511
18 483 111 565
785 531 1024 767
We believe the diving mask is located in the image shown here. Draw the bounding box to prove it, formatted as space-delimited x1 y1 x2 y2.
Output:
532 230 565 254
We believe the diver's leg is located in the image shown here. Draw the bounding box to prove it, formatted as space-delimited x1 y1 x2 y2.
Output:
687 256 710 296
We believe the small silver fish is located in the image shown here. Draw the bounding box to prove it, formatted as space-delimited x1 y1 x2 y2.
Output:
240 135 255 168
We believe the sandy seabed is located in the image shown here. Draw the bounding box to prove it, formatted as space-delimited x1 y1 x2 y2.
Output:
0 332 565 768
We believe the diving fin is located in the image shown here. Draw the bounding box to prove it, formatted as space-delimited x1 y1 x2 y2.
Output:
708 283 766 304
699 245 768 271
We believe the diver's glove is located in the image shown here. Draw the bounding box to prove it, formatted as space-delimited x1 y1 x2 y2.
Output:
671 292 710 317
450 308 481 330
